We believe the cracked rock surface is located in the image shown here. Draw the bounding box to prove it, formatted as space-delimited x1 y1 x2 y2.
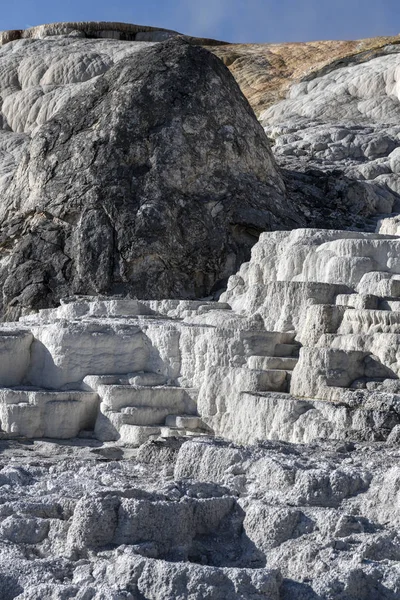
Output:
0 34 292 320
0 437 399 599
259 50 400 233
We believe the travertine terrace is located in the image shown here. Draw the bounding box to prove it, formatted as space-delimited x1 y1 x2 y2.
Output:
0 21 400 600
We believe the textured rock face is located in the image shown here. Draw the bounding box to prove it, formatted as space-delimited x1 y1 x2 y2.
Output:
209 35 400 116
0 286 399 448
211 227 400 445
210 36 400 234
0 35 290 319
0 437 400 599
220 228 400 332
258 50 400 229
3 22 400 600
1 25 400 319
263 52 400 125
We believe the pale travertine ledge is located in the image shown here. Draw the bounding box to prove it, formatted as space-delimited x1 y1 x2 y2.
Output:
0 21 226 47
3 222 400 448
0 21 180 45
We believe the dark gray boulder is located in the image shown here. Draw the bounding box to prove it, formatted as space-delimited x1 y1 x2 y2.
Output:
0 36 300 319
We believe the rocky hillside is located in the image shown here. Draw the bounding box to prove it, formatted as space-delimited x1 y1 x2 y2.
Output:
210 33 400 236
208 34 400 115
0 23 399 318
1 23 400 600
2 23 399 115
0 30 293 320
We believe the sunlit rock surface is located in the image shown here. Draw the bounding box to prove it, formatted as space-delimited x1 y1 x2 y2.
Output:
0 437 400 599
0 22 400 600
0 33 291 320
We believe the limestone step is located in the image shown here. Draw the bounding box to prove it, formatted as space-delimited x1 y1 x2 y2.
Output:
0 387 98 405
165 414 203 430
140 300 231 319
124 373 168 386
0 389 99 438
98 384 198 413
184 430 211 438
159 426 207 439
240 391 294 402
196 303 231 314
357 274 400 298
181 303 233 318
23 299 159 323
83 372 169 391
274 343 300 358
59 298 157 320
338 308 400 334
376 212 400 236
119 424 161 446
120 406 173 426
260 369 291 392
241 331 297 357
232 368 289 393
234 390 378 444
336 293 379 310
118 423 206 446
83 374 122 390
247 356 298 371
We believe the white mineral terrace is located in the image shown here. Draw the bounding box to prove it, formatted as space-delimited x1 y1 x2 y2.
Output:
0 227 399 447
2 25 400 599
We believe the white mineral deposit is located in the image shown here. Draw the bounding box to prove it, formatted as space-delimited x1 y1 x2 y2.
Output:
0 20 399 600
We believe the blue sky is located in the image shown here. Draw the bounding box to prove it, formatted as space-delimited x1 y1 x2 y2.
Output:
2 0 399 44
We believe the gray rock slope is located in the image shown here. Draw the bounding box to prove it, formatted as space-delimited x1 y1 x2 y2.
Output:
0 34 293 320
261 49 400 231
1 27 399 319
0 437 399 600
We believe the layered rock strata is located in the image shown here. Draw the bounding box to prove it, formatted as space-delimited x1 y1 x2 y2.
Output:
3 226 400 449
208 228 400 445
0 296 290 444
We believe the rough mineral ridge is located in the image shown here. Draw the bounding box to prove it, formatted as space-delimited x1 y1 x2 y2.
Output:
0 21 400 600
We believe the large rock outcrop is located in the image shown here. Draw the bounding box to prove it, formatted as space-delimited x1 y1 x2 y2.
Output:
0 35 292 319
2 24 400 319
259 50 400 227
